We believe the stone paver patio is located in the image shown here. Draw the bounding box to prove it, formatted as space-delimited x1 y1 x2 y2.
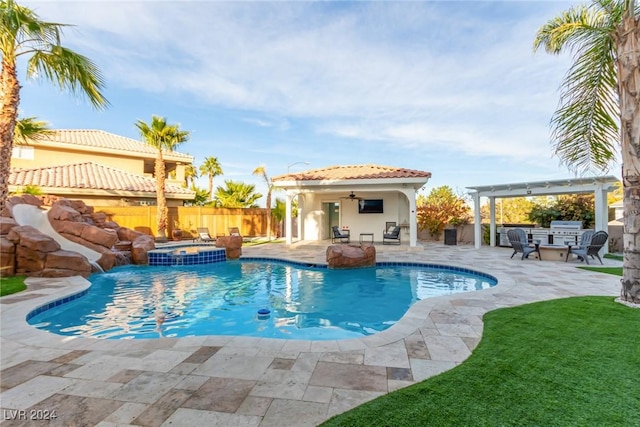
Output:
0 241 621 426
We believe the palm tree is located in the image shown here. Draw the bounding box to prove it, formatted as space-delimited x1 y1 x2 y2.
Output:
534 0 639 303
135 115 190 241
253 165 275 239
0 0 108 214
14 117 54 143
214 180 262 208
200 156 223 201
184 163 198 188
9 117 52 196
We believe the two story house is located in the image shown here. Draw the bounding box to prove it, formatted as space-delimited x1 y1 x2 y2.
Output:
10 129 195 206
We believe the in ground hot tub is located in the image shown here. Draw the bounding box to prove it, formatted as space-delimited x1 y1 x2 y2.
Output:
148 244 226 266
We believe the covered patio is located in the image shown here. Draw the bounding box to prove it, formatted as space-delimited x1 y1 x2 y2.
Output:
272 165 432 247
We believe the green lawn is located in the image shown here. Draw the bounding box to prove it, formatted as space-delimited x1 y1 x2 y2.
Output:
579 253 623 276
0 274 27 296
579 266 623 275
322 296 640 427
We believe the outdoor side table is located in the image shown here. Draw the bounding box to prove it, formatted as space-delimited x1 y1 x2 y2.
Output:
359 233 374 244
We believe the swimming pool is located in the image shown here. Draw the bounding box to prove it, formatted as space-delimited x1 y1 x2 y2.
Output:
27 259 497 340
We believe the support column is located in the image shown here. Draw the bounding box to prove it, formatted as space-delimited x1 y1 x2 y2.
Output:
594 185 610 253
285 193 293 245
489 196 496 247
473 191 481 249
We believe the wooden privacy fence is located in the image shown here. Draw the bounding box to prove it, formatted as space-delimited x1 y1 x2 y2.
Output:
94 206 275 238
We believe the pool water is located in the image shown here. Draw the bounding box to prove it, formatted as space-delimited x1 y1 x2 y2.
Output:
28 260 497 340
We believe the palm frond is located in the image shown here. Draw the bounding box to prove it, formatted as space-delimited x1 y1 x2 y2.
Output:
28 47 108 110
534 0 627 174
13 116 53 143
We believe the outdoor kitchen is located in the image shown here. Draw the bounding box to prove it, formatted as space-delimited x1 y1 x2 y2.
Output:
498 220 593 247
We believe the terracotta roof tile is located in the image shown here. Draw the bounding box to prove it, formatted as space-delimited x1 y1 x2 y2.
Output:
24 129 193 161
272 164 432 182
10 162 194 196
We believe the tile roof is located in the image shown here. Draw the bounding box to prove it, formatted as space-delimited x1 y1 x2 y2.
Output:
10 162 194 196
272 164 432 182
23 129 193 161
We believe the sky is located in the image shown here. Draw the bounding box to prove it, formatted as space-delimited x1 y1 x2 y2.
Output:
18 0 621 207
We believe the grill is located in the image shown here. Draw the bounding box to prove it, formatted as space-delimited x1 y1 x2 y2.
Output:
549 220 583 245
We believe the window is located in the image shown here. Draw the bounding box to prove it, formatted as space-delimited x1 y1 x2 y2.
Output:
11 146 34 160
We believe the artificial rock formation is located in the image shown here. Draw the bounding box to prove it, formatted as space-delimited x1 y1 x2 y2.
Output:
1 196 156 278
6 225 92 278
326 244 376 269
216 235 243 259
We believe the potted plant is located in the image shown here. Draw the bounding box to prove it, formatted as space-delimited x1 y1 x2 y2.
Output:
171 221 183 241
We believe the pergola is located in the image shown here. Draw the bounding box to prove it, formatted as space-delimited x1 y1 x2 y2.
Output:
466 176 620 251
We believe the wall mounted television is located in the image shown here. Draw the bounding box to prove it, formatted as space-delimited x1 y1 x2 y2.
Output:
358 199 384 214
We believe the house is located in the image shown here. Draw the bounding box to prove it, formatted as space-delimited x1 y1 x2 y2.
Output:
10 129 195 206
272 164 432 247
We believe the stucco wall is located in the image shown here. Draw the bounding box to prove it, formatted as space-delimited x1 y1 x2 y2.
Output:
302 192 407 241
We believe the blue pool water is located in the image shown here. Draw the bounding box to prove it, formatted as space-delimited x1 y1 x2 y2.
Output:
28 260 497 340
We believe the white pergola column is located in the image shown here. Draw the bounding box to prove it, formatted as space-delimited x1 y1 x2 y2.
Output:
489 196 497 247
472 191 481 249
285 192 293 245
594 184 609 253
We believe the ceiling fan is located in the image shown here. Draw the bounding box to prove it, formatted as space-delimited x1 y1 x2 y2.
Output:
340 191 363 201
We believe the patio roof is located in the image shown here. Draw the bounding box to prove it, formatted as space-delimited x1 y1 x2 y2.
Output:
466 175 619 198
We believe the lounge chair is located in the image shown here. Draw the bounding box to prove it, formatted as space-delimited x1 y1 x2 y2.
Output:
196 227 215 242
383 225 401 245
507 228 540 260
331 226 350 243
228 227 241 236
566 230 608 265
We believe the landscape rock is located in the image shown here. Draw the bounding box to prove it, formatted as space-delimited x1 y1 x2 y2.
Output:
326 244 376 269
0 217 18 235
0 236 15 276
216 235 243 259
131 235 155 265
80 226 118 248
51 220 89 237
44 250 92 274
15 245 47 274
8 225 61 253
21 194 43 207
47 203 82 222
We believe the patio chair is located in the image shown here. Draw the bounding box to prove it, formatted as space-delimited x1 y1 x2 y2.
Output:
196 227 215 242
383 225 401 245
566 230 608 265
331 226 350 243
507 228 540 260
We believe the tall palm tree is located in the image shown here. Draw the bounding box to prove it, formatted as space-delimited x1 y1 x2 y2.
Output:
534 0 639 303
0 0 108 214
253 165 275 239
135 115 190 241
199 156 223 201
184 163 198 188
214 180 262 208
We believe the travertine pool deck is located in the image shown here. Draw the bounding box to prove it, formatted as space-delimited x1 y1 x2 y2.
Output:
0 242 621 426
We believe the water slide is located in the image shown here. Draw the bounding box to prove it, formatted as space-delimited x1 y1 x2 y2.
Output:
11 204 101 263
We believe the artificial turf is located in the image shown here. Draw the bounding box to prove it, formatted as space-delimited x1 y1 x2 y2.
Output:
0 274 26 296
321 296 640 427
